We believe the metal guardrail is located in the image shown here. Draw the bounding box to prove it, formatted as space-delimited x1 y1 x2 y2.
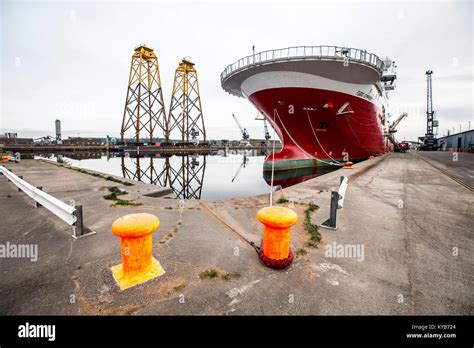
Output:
221 45 385 84
321 176 349 230
0 165 91 237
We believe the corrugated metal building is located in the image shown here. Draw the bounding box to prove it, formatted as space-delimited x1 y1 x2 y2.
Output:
437 129 474 152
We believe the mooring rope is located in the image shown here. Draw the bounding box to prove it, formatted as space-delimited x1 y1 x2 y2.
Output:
306 110 343 165
342 114 379 156
273 108 343 167
269 109 277 207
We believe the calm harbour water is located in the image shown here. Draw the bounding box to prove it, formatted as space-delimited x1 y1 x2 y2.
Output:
36 150 336 200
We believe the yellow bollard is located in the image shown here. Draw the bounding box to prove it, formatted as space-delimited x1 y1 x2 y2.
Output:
111 213 165 290
257 206 297 269
343 161 353 169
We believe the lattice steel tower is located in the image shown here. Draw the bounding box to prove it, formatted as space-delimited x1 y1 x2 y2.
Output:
167 58 206 142
121 45 167 144
426 70 434 138
167 155 206 199
121 155 206 199
423 70 438 149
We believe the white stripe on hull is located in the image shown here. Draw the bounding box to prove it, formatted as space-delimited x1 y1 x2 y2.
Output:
241 71 386 109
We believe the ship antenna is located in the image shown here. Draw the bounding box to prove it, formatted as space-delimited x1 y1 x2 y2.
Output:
269 108 277 207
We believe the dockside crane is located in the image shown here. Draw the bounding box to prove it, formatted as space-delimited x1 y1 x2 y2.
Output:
231 153 249 182
389 112 408 134
263 119 271 142
387 112 408 152
232 114 250 146
190 127 199 142
255 112 271 145
419 70 439 150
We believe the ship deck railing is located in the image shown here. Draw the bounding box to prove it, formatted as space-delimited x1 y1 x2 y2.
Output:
221 45 385 83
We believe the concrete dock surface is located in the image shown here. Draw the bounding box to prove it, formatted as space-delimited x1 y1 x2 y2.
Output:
0 151 472 315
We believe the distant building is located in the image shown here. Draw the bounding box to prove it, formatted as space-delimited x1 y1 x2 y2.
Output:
63 137 103 146
208 139 229 147
121 137 165 145
0 134 33 145
437 130 474 152
233 138 282 147
248 138 282 147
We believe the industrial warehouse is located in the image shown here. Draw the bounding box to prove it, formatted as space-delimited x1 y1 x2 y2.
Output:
0 0 472 346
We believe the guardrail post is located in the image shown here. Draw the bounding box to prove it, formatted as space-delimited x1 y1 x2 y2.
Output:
17 176 23 191
321 176 348 230
35 187 43 208
73 205 84 237
321 191 339 230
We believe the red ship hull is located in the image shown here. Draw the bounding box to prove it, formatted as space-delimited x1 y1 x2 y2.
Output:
249 87 392 170
220 46 396 171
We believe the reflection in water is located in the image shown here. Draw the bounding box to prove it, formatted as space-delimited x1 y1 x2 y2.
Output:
32 151 339 200
66 152 101 160
263 165 335 189
35 152 101 163
214 148 268 158
231 153 249 182
167 156 206 200
120 154 206 199
121 155 167 186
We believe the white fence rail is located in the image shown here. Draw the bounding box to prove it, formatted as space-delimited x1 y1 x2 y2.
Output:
0 165 90 237
221 45 385 84
337 176 349 209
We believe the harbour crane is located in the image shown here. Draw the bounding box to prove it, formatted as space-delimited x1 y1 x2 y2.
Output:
254 112 271 144
419 70 439 150
231 153 249 182
387 112 408 152
190 127 200 144
232 114 250 146
389 112 408 134
263 119 271 142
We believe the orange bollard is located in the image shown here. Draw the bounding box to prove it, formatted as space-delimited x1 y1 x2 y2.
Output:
257 206 298 269
111 213 165 290
369 156 375 160
343 161 353 169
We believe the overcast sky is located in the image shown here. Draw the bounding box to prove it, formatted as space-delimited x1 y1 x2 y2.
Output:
1 0 472 141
